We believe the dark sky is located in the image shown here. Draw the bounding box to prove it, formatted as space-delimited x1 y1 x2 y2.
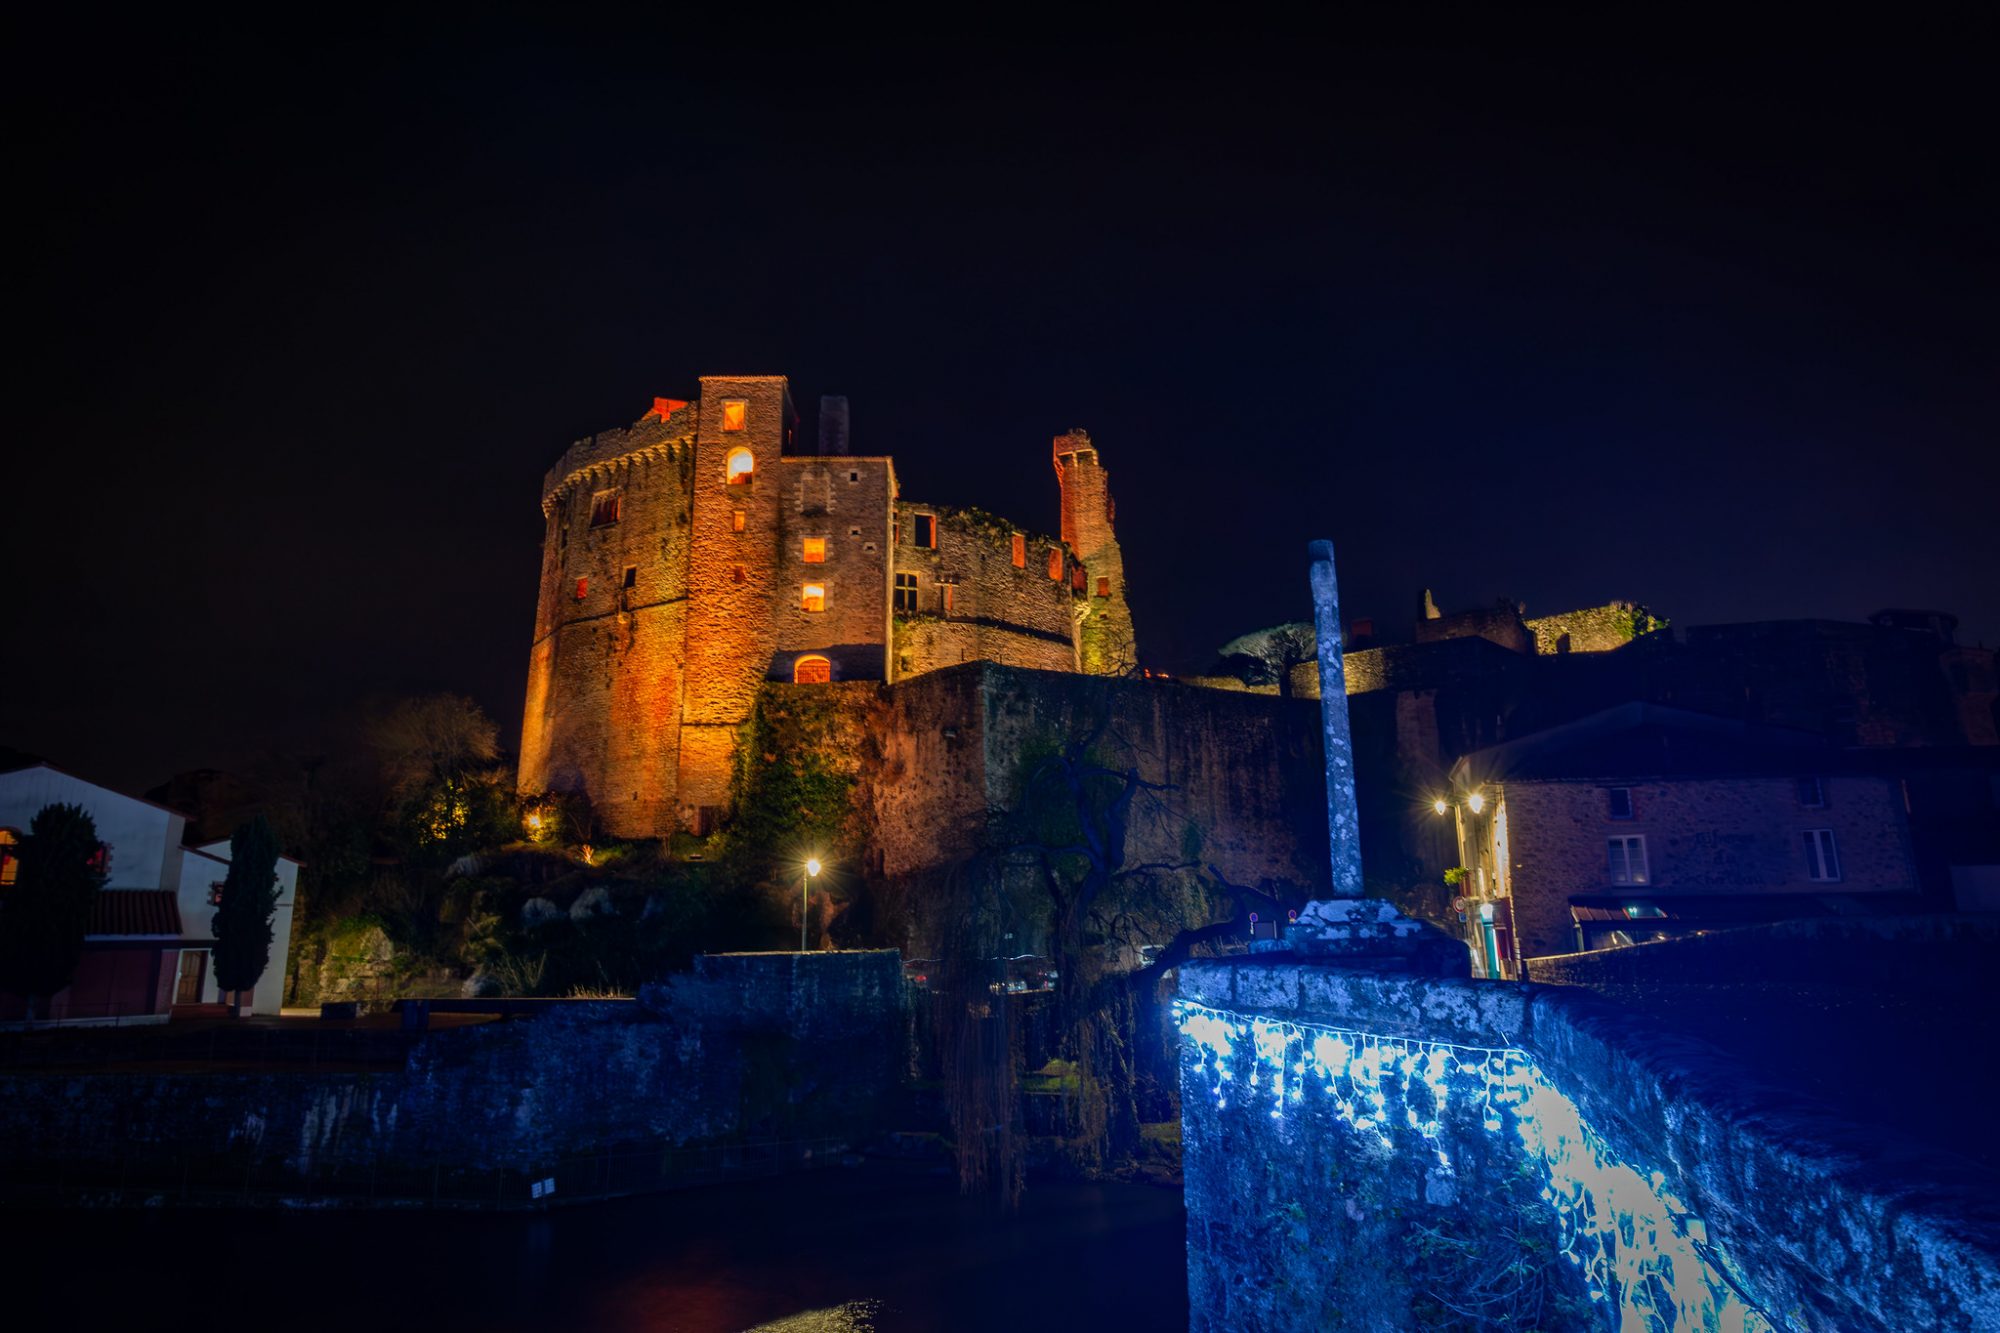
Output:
8 19 1995 792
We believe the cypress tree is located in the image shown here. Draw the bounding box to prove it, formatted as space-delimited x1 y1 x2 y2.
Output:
210 815 282 1017
0 803 108 1020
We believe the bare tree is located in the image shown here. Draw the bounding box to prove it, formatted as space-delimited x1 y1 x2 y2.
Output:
1212 622 1318 697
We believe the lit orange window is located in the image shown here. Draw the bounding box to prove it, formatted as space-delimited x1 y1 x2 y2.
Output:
726 447 755 484
574 577 588 600
802 583 825 612
731 511 746 532
940 583 955 615
794 656 831 684
0 828 18 888
1011 533 1025 567
721 400 747 432
802 537 826 563
589 490 621 527
1095 576 1110 597
1048 548 1063 580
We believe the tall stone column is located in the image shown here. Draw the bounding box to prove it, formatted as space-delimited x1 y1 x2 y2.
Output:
1309 538 1364 896
1291 538 1469 975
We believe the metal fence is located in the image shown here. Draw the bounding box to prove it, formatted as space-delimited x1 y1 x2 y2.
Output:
0 1135 852 1210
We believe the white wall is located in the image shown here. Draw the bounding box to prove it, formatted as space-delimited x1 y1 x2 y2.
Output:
194 840 298 1016
0 766 185 891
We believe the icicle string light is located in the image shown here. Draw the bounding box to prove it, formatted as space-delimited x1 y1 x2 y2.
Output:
1175 1001 1774 1333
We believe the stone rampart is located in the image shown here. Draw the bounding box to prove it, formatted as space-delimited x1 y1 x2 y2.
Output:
1178 956 2000 1331
0 951 904 1188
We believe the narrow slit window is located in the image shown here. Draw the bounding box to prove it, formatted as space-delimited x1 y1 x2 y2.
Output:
589 490 622 527
802 583 825 612
732 565 747 584
802 537 826 563
731 511 746 532
940 582 955 615
574 577 588 600
1048 548 1063 580
1011 533 1026 568
1803 829 1841 881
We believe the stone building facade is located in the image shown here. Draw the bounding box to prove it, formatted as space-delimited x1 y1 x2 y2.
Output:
517 376 1139 837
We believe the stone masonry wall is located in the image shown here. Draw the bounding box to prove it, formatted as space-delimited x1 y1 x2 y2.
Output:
1523 602 1655 655
772 456 896 684
1484 775 1919 959
0 951 903 1187
1178 957 2000 1332
892 501 1077 678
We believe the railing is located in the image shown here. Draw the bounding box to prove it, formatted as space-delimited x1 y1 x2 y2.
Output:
0 1135 851 1210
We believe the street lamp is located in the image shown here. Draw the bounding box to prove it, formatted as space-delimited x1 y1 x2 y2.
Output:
1432 798 1449 815
801 856 823 952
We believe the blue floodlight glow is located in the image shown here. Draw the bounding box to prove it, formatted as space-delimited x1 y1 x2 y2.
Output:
1176 1001 1772 1332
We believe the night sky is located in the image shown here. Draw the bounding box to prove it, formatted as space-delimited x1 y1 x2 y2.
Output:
9 20 1995 791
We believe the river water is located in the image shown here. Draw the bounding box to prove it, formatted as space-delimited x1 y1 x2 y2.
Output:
14 1164 1188 1332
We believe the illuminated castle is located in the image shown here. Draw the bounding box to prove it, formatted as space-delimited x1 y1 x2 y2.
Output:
517 375 1138 837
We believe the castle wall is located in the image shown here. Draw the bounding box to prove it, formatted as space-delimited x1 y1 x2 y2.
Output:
890 502 1077 677
678 376 797 823
518 411 694 837
1523 601 1653 655
772 456 895 684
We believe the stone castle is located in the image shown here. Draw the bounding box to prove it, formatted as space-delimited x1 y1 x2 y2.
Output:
517 375 1139 837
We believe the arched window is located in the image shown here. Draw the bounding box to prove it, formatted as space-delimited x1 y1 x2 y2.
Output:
794 655 832 684
726 447 755 485
0 828 19 888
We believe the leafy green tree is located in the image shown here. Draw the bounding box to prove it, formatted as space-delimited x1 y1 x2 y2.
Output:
0 803 108 1019
211 815 282 1016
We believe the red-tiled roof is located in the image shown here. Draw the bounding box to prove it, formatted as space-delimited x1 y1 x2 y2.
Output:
87 890 182 937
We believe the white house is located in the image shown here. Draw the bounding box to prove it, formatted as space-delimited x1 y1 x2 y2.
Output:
0 762 297 1022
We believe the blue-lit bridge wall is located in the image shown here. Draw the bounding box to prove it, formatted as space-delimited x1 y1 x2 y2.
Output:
1177 959 1999 1332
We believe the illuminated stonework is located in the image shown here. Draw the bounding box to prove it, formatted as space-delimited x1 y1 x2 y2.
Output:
1177 1000 1770 1332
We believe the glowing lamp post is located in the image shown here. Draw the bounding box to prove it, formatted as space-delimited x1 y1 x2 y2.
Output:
801 857 822 952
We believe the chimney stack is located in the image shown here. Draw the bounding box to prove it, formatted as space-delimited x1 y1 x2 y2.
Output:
818 396 850 456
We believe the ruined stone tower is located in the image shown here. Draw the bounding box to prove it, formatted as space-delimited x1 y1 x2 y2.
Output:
1055 429 1138 674
518 376 1139 838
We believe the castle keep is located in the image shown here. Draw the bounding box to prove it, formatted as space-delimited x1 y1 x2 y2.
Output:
518 375 1137 837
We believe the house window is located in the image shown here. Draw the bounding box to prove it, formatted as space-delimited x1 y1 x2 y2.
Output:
1011 533 1026 568
1048 548 1063 580
721 400 747 432
623 566 637 590
574 577 588 600
732 565 747 584
0 828 18 888
794 655 832 684
1071 566 1085 592
1096 576 1110 597
725 447 755 484
1797 776 1826 808
731 511 747 532
1607 787 1634 820
802 537 826 563
940 582 955 615
589 490 621 527
894 572 918 613
802 583 825 612
1607 835 1649 885
1803 829 1841 882
913 513 936 548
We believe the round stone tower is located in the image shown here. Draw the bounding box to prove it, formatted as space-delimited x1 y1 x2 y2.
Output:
517 402 695 837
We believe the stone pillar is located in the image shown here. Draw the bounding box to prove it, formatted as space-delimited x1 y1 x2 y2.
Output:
1309 539 1363 896
1291 538 1469 974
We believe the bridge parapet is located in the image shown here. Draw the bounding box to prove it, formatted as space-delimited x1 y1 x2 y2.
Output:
1178 956 2000 1332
